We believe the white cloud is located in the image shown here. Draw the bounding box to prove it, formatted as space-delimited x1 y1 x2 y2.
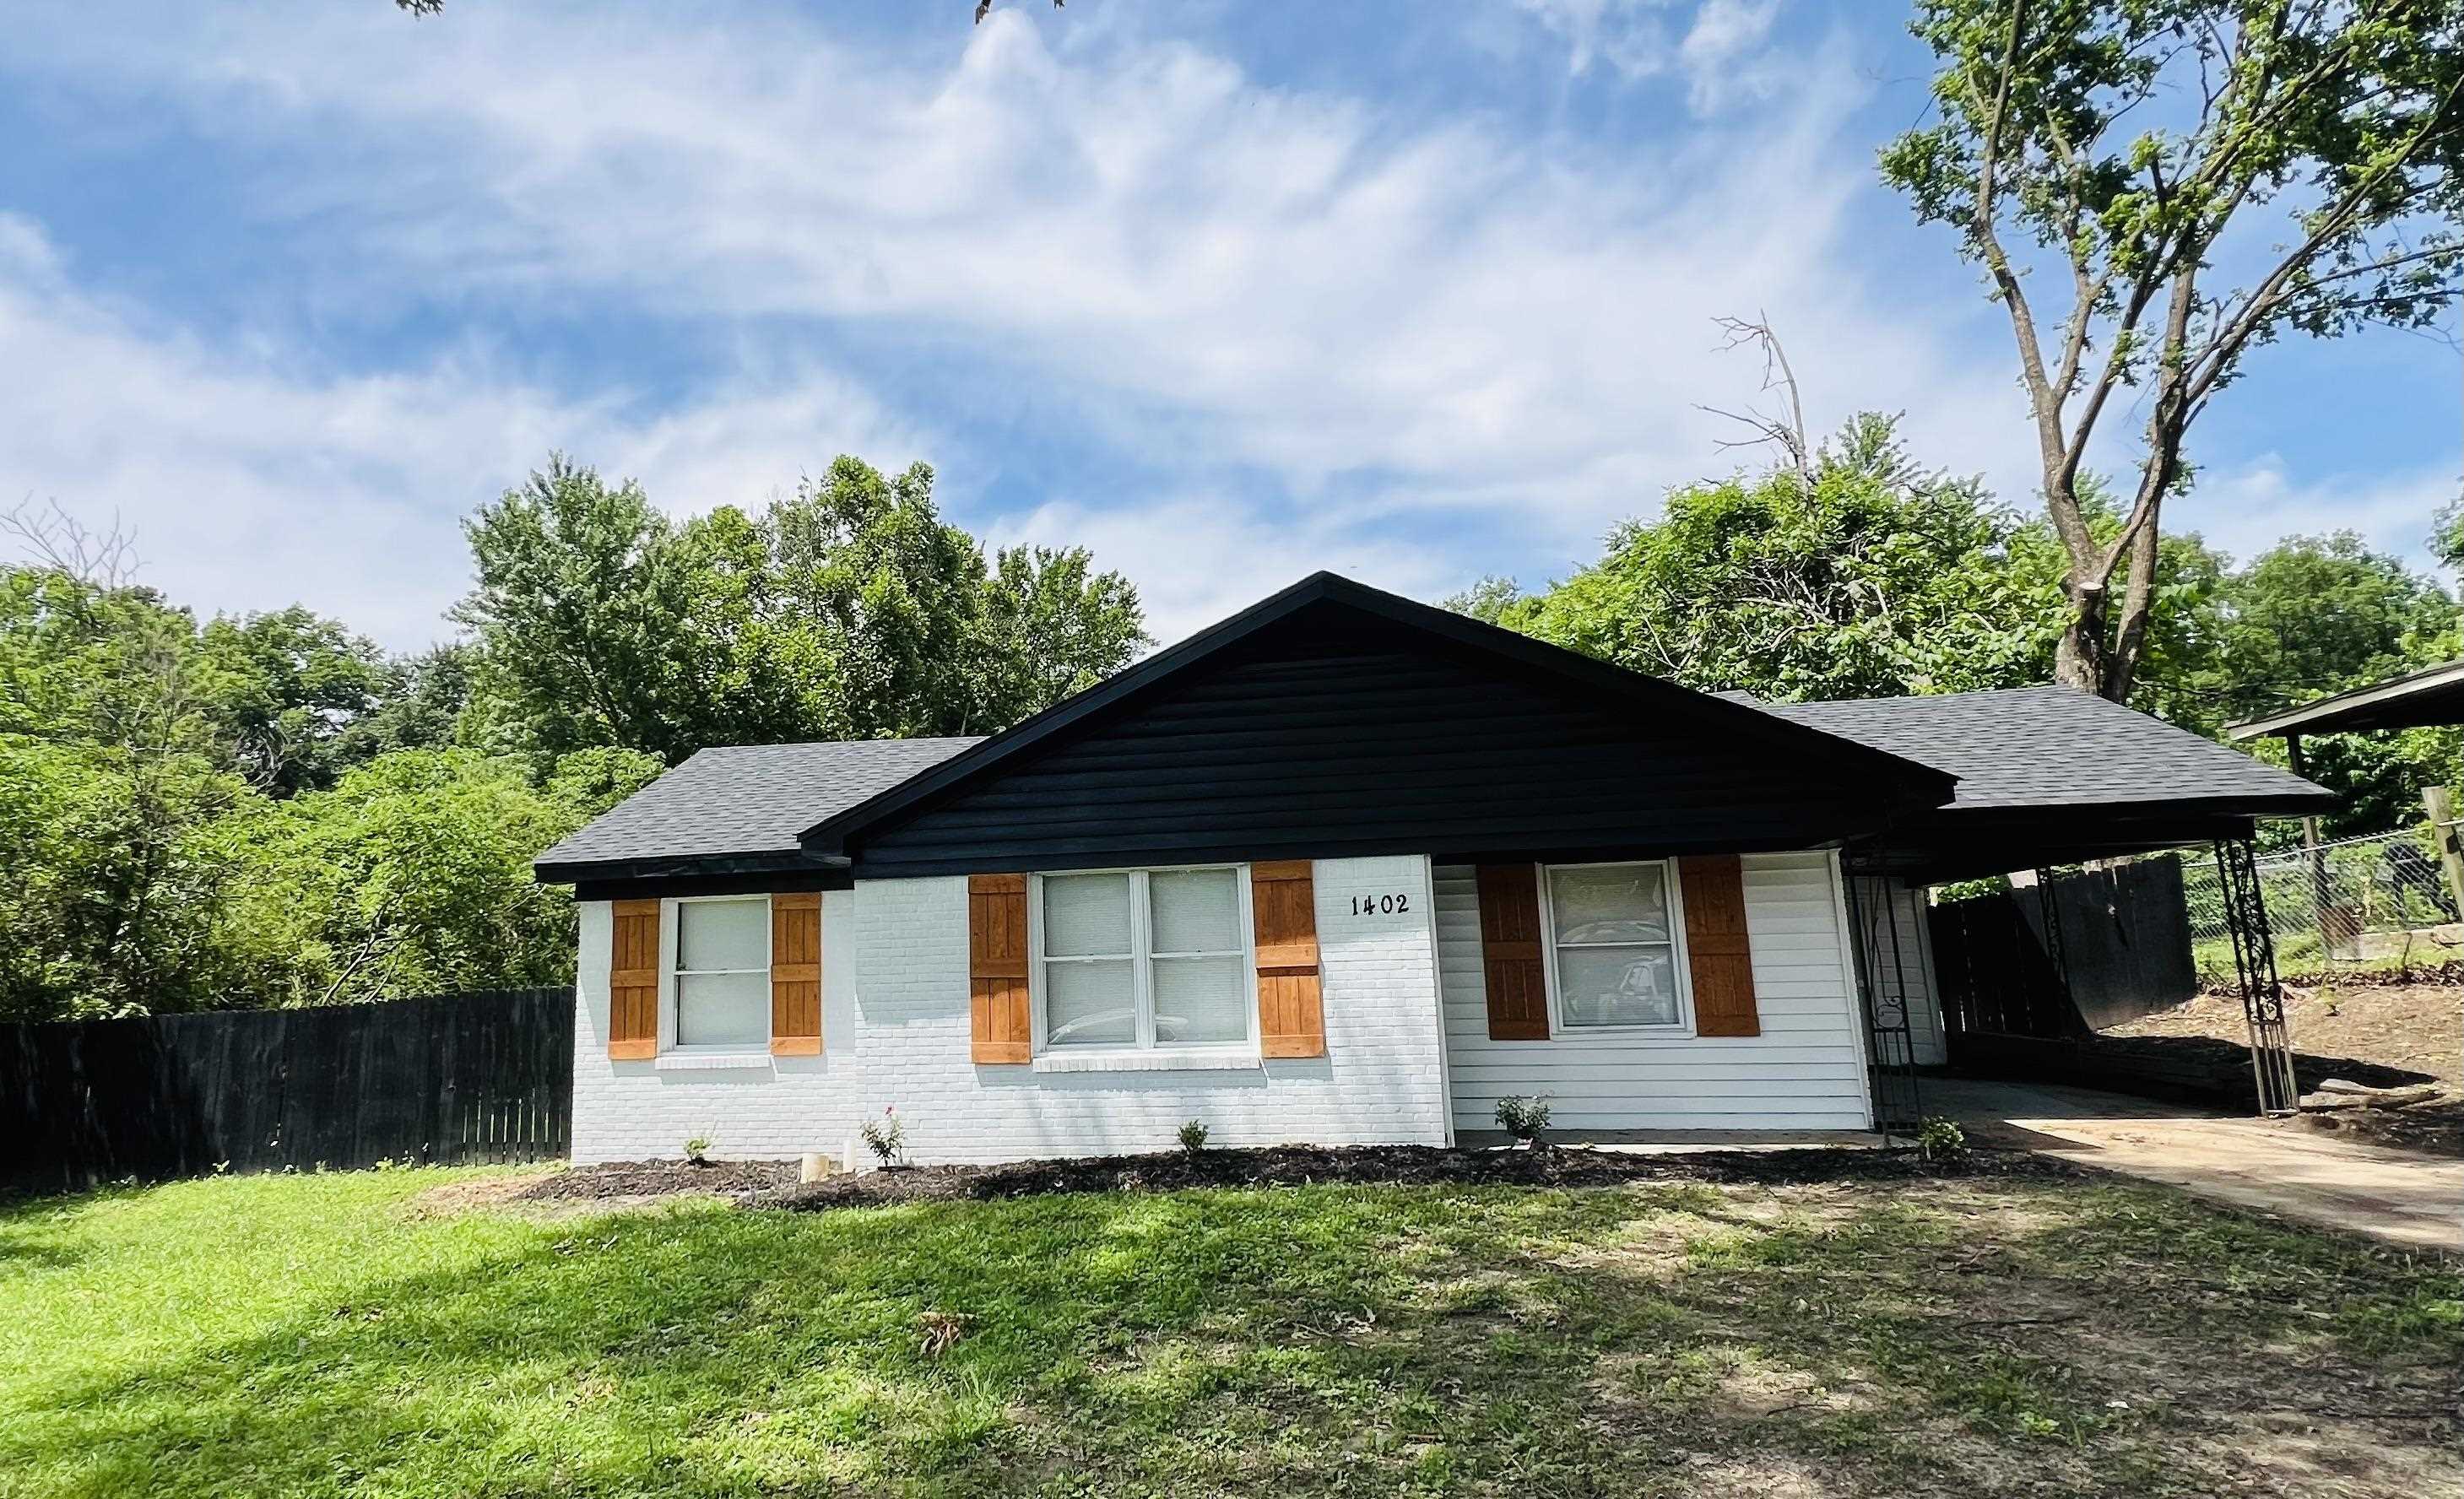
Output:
1677 0 1780 114
2176 455 2460 572
1506 0 1676 80
3 1 2046 642
986 495 1464 645
0 215 927 648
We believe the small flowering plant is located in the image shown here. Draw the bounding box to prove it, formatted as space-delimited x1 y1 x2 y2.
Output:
859 1104 907 1168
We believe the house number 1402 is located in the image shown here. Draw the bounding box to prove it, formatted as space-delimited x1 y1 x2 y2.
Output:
1350 894 1410 916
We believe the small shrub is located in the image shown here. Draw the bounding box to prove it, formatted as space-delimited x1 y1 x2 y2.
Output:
1915 1117 1967 1163
1494 1094 1552 1146
860 1105 907 1168
683 1134 715 1165
1177 1119 1210 1154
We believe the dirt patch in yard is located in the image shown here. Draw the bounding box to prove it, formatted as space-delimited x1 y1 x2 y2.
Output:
2102 982 2464 1158
2107 981 2460 1086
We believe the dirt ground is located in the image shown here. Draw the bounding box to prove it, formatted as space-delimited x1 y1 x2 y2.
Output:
2104 982 2464 1158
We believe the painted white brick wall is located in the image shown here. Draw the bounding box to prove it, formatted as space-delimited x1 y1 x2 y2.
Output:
570 895 867 1164
1435 852 1877 1133
568 855 1453 1164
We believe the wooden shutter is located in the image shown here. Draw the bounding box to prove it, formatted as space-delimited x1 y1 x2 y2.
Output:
769 893 822 1056
1678 854 1760 1037
1251 861 1324 1058
1477 863 1550 1040
969 874 1032 1063
609 898 660 1060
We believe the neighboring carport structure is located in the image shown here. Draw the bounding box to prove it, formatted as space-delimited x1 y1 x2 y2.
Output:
1751 686 2336 1117
2227 659 2464 923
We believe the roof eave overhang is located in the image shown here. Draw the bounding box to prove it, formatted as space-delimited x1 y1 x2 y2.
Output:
2227 658 2464 741
533 848 851 887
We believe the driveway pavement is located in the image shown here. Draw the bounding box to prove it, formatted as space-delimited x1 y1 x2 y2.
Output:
1925 1075 2463 1252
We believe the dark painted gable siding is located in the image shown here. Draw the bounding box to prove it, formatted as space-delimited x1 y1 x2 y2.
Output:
842 618 1934 877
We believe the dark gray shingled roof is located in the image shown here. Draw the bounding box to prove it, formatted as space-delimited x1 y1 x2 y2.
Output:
534 737 981 869
1761 685 2325 812
535 684 2325 878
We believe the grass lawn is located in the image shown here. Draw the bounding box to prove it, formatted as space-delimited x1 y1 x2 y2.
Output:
2 1164 2458 1497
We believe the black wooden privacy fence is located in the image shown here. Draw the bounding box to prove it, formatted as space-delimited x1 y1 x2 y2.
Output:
0 987 574 1193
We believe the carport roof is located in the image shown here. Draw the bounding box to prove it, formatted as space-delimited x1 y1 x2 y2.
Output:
1763 685 2326 817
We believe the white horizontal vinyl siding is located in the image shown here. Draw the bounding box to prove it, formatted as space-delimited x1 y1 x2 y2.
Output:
1437 852 1875 1133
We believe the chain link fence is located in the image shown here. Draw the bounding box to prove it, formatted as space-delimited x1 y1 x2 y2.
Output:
2177 828 2464 981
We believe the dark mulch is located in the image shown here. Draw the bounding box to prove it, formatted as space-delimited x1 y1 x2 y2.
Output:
2296 1098 2464 1161
752 1141 2080 1213
516 1158 799 1200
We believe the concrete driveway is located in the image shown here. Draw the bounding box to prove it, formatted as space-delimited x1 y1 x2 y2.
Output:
1925 1075 2463 1252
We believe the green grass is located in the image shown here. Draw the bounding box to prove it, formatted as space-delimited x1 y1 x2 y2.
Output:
1 1166 2457 1497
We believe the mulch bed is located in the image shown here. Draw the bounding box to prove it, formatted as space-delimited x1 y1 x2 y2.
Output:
502 1144 2078 1214
750 1142 2081 1213
514 1158 799 1201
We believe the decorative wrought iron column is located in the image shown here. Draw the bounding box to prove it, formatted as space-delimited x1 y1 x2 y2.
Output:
1844 861 1922 1139
2215 836 2299 1115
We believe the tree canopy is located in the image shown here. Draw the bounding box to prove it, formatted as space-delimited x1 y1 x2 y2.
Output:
454 455 1145 766
1455 415 2463 840
1883 0 2464 703
0 452 1148 1023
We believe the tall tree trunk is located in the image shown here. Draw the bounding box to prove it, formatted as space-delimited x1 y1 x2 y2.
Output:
2053 576 2108 691
2104 522 2162 704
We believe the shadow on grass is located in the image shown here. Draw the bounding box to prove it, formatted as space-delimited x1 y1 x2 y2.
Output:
8 1180 2458 1498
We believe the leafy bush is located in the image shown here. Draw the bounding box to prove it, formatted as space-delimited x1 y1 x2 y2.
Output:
1176 1120 1210 1154
1915 1117 1968 1162
1494 1094 1552 1145
683 1134 714 1165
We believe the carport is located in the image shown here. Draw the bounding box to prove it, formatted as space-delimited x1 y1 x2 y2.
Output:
1748 686 2336 1122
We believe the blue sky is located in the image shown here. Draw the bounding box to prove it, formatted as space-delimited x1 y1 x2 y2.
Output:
3 0 2457 649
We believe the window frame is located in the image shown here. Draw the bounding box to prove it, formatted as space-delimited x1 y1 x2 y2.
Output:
1027 863 1259 1056
658 893 773 1054
1538 859 1697 1035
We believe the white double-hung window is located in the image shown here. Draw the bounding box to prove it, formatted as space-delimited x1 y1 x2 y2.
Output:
1034 867 1252 1050
665 896 771 1048
1543 861 1690 1029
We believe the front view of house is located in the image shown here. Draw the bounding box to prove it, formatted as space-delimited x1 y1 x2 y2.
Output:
534 573 2326 1165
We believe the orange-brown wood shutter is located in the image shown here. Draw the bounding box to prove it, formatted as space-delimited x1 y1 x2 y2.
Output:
769 893 822 1056
1477 863 1551 1040
609 898 660 1060
1250 861 1324 1058
1678 854 1760 1037
969 874 1032 1063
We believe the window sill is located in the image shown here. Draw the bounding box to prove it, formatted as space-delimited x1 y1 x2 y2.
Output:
1031 1049 1262 1074
653 1051 773 1073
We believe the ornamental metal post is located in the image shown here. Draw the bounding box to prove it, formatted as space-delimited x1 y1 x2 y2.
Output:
2214 836 2299 1116
1844 860 1922 1141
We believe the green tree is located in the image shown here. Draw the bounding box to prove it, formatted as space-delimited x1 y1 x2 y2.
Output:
1454 415 2065 701
1882 1 2464 703
0 566 261 1020
199 606 390 796
2199 533 2461 836
230 747 662 1007
338 642 479 760
458 453 1147 762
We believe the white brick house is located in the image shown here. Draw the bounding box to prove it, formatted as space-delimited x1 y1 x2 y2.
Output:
537 573 2326 1165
